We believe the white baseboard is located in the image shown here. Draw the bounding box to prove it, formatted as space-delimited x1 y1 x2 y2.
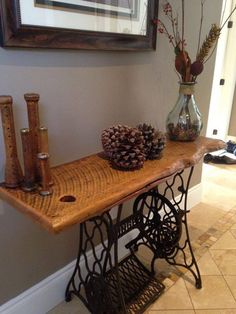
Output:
0 260 76 314
0 183 202 314
178 182 202 210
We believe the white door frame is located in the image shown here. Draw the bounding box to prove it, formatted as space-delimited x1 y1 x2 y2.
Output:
206 0 236 140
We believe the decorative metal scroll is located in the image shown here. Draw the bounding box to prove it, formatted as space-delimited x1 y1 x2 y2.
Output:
128 167 202 288
65 166 201 314
65 210 117 313
65 205 165 314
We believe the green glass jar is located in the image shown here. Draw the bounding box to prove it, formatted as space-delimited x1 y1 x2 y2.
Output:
166 82 203 141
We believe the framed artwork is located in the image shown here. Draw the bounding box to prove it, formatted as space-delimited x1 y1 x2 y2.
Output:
0 0 158 50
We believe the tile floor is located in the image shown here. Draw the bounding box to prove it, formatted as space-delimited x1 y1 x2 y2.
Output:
48 162 236 314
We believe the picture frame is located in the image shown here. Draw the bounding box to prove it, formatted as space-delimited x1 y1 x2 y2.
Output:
0 0 159 50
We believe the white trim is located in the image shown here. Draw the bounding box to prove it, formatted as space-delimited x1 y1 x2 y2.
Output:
0 261 75 314
207 0 236 140
0 183 202 314
180 182 202 210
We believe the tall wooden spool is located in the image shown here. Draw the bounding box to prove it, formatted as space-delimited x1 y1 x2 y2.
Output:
24 93 41 182
21 128 37 191
0 96 23 187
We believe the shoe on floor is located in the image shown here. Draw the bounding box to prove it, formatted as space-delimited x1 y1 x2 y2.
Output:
204 153 236 164
226 141 236 155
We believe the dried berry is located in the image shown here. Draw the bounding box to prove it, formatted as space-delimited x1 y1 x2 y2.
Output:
191 61 204 76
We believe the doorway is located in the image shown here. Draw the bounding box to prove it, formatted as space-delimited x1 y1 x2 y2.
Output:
206 0 236 141
202 0 236 205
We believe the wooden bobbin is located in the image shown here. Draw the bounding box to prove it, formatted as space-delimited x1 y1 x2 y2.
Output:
20 128 37 192
24 93 41 182
0 96 23 188
39 126 53 186
39 126 49 153
37 153 53 196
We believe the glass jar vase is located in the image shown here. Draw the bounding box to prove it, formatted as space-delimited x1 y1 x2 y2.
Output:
166 82 203 141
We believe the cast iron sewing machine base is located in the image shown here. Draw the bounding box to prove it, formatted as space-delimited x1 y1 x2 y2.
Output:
65 167 201 314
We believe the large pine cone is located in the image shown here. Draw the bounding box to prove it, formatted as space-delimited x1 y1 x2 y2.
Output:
137 123 166 160
101 124 130 158
101 125 145 170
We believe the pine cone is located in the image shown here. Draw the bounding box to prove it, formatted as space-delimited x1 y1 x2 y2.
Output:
149 131 166 160
137 123 166 160
101 124 130 158
101 125 145 170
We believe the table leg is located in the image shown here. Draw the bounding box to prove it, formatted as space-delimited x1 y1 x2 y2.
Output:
129 167 202 289
164 167 202 289
65 203 164 314
65 208 126 313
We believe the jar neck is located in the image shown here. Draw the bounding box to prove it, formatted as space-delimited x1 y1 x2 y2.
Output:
179 83 195 95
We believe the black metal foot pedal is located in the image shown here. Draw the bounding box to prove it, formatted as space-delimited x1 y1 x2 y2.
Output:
105 254 165 314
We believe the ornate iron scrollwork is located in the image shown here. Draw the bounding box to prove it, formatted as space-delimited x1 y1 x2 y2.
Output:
85 274 113 314
65 167 201 314
127 167 202 289
132 189 183 257
65 205 164 314
65 210 118 312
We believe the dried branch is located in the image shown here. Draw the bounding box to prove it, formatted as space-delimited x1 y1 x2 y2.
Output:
170 11 178 45
182 0 185 51
157 0 236 82
197 0 206 56
157 19 176 48
175 13 181 43
162 1 179 45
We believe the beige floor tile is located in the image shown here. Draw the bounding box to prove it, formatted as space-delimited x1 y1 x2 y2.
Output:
210 250 236 275
137 245 183 280
195 310 236 313
137 244 154 263
197 251 221 275
154 259 183 279
210 232 236 250
150 278 193 310
188 225 206 242
188 203 225 233
224 276 236 299
185 275 236 309
47 297 90 314
202 163 236 183
227 136 236 142
202 163 222 180
231 224 236 230
202 166 236 192
202 182 236 212
147 311 195 314
231 230 236 238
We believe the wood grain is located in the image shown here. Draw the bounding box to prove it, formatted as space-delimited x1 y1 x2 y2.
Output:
20 128 37 192
39 126 49 154
0 137 225 233
37 152 53 196
24 93 41 181
0 95 23 187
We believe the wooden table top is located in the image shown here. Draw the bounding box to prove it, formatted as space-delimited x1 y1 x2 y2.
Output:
0 137 225 233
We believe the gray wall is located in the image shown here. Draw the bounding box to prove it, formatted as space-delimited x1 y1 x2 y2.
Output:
0 1 222 305
229 85 236 136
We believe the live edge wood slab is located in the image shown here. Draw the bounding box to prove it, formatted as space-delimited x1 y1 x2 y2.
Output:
0 137 225 233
